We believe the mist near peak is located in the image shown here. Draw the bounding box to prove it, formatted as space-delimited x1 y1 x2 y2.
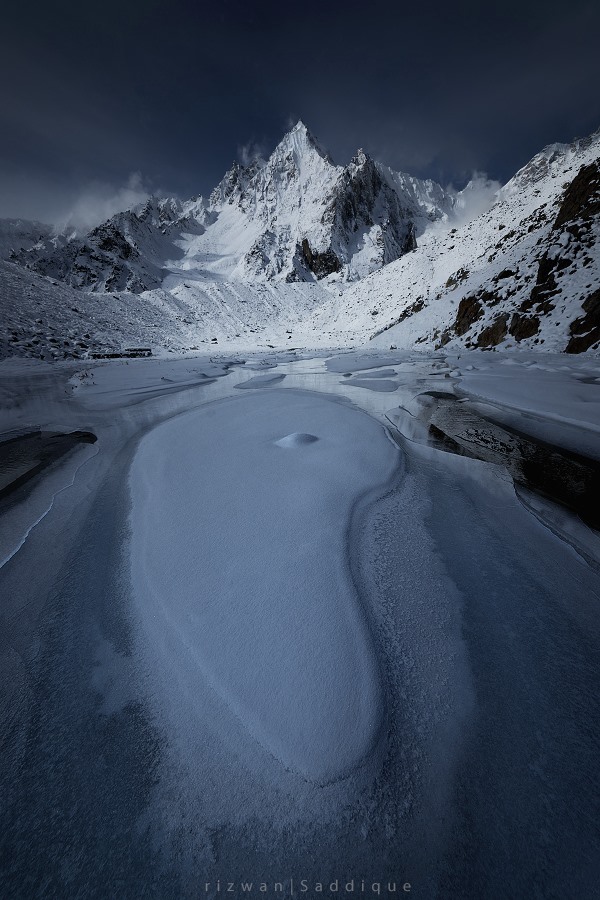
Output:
237 140 267 168
449 172 502 226
54 172 153 234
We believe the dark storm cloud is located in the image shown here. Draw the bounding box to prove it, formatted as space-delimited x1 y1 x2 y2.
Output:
1 0 599 223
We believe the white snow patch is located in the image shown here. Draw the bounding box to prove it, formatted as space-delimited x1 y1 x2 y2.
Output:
128 390 398 784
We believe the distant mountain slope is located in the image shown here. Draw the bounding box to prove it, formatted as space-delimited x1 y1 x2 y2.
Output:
9 197 215 293
0 219 54 261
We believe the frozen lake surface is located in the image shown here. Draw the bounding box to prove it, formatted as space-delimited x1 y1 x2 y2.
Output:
1 349 599 898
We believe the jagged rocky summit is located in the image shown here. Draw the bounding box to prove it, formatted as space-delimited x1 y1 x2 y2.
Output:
9 121 455 292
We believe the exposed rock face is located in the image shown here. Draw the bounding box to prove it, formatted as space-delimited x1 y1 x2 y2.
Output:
566 289 600 353
301 239 341 279
476 314 509 348
525 254 564 314
454 296 484 336
321 149 419 275
403 222 417 253
523 162 600 323
90 222 136 259
554 162 600 229
209 159 265 207
509 313 540 341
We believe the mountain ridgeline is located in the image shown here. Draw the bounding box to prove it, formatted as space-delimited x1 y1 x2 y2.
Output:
1 121 600 358
10 122 456 292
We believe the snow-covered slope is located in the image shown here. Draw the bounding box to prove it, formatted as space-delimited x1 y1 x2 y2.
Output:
317 130 600 354
9 196 215 293
0 255 336 360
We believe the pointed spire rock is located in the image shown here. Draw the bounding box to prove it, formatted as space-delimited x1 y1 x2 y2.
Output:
351 148 373 168
272 120 334 168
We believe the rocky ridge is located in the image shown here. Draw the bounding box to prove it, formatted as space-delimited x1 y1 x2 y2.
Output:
10 121 455 291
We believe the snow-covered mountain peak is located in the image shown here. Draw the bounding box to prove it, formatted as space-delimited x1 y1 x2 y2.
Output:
273 119 334 166
203 127 324 229
6 121 459 290
348 148 376 173
261 120 337 188
290 119 309 135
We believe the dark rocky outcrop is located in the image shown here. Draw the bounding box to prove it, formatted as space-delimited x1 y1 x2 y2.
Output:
525 253 568 313
301 238 341 278
446 267 469 289
454 296 484 336
524 162 600 316
370 297 426 339
209 158 265 207
509 312 540 341
325 150 418 268
566 289 600 353
89 222 136 259
402 222 417 253
476 314 509 348
553 162 600 230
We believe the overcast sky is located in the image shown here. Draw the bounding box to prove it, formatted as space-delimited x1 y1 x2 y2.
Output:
1 0 599 224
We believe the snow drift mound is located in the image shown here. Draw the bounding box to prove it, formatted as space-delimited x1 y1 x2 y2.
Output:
129 390 398 782
275 432 319 447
